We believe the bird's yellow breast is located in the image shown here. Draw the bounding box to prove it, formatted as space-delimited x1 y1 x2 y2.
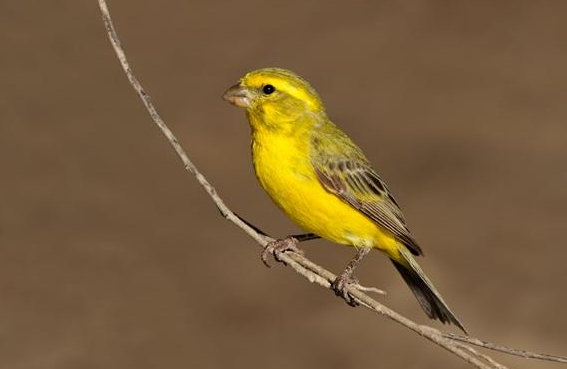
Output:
251 128 396 251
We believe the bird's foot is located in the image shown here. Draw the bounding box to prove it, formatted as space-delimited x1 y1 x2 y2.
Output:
261 236 302 267
331 271 360 307
331 272 386 306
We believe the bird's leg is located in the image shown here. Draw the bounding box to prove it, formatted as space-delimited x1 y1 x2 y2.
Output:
331 247 371 307
261 236 306 267
232 212 316 267
290 233 320 242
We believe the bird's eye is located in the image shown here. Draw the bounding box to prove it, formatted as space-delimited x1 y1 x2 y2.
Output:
262 84 276 95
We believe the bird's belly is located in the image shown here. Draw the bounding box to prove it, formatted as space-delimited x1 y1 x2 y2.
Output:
252 138 382 248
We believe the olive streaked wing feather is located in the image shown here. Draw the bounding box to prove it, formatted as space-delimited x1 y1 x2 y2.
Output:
313 161 422 256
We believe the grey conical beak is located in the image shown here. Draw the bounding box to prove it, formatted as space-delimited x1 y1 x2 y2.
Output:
222 83 252 108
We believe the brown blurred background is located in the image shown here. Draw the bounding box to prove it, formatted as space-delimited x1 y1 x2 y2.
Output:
1 1 566 368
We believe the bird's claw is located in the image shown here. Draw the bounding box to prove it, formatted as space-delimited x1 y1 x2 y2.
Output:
331 272 360 307
261 237 302 267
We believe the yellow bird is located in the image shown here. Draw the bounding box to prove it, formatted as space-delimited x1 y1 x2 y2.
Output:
223 68 466 332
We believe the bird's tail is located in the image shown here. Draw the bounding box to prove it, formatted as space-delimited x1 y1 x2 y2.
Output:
391 246 467 333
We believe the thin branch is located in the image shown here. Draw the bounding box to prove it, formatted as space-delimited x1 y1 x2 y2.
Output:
96 1 567 368
455 342 510 369
448 334 567 364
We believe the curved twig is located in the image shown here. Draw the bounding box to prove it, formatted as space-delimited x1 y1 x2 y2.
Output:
96 1 567 368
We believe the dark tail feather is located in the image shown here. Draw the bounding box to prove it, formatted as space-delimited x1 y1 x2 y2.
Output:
391 248 467 334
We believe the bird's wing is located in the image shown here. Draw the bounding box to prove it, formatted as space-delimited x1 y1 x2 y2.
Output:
311 136 422 256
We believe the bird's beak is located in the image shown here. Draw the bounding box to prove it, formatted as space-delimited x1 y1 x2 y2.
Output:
223 83 252 108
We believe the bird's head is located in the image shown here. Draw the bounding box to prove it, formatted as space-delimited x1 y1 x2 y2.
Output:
223 68 325 130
